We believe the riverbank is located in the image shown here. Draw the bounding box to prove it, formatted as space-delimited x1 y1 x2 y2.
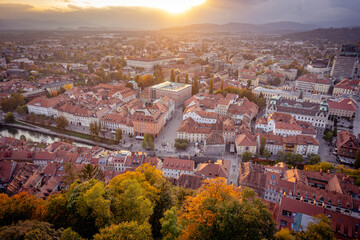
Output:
2 121 121 151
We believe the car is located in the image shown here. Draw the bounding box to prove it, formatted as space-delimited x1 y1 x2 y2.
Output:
332 152 337 155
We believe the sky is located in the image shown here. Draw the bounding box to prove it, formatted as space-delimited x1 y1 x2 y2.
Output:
0 0 360 29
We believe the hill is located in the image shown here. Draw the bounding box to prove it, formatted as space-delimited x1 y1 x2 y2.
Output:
162 21 318 33
283 27 360 42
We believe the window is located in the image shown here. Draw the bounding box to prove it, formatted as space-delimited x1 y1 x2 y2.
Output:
272 175 276 180
282 210 292 217
280 220 287 226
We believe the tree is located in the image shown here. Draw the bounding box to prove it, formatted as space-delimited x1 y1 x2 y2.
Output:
192 76 199 95
355 147 360 169
259 136 266 155
115 129 122 143
94 221 152 240
170 69 175 82
61 228 82 240
78 164 104 181
0 93 25 112
160 207 182 240
16 105 28 115
209 77 214 94
0 192 44 226
89 121 101 138
275 228 293 240
178 178 275 240
323 131 333 142
0 220 62 240
333 126 337 137
308 154 321 165
295 214 335 240
220 78 224 90
64 83 73 91
247 79 252 89
4 112 14 123
242 151 253 162
56 116 68 130
185 73 189 84
63 162 79 185
263 149 271 159
176 74 180 83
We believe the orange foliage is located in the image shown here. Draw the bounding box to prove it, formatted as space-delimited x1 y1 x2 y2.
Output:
0 192 44 226
178 178 242 240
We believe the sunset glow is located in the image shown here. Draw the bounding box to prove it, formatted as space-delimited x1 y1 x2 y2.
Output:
70 0 206 14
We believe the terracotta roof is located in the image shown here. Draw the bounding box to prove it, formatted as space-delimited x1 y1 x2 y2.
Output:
328 98 357 111
177 174 202 189
235 133 257 147
163 158 194 171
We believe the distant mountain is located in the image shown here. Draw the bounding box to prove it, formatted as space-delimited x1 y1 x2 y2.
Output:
0 19 92 30
162 21 318 33
283 27 360 42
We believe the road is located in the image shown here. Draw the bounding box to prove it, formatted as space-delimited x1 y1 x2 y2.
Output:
317 134 337 164
227 154 240 186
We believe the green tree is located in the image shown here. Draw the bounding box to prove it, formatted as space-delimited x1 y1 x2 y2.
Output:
308 154 321 165
263 149 271 159
209 77 214 94
94 221 152 240
4 112 14 123
185 73 189 84
295 214 335 240
160 207 182 240
259 136 266 155
333 127 337 137
78 164 104 181
242 151 253 162
56 116 68 130
63 162 79 185
323 131 333 142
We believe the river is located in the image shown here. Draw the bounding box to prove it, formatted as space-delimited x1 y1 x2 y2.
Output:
0 126 92 148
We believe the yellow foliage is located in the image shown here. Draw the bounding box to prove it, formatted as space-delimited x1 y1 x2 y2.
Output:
64 83 73 90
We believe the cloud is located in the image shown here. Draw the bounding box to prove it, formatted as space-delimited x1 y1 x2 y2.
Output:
0 0 359 29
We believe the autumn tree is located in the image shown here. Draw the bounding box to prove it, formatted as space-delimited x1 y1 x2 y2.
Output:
275 228 293 240
0 192 44 226
220 78 224 90
0 93 26 112
185 73 189 84
176 74 180 83
160 207 182 240
191 75 199 95
170 69 175 82
4 112 14 123
89 121 101 138
115 129 122 143
209 77 214 94
56 116 68 130
178 178 275 240
94 221 152 240
0 220 62 240
259 136 266 155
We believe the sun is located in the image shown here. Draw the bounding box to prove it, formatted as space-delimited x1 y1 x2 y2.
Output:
70 0 206 14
